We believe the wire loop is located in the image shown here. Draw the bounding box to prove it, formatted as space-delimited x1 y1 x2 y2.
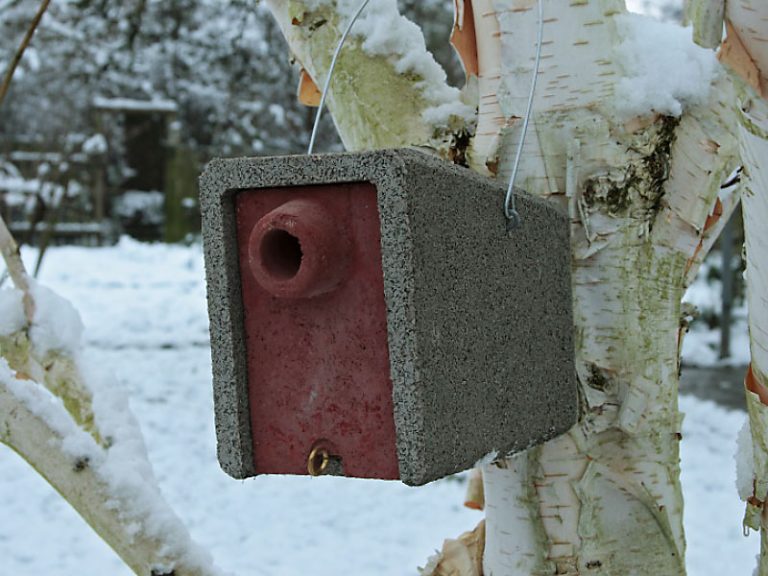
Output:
308 0 544 232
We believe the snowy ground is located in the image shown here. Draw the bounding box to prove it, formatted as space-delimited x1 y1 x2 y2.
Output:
0 240 758 575
627 0 683 19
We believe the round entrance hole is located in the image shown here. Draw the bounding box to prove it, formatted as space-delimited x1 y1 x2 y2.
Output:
247 198 352 299
260 229 303 280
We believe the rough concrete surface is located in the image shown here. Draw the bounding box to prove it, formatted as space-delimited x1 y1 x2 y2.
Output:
199 149 577 485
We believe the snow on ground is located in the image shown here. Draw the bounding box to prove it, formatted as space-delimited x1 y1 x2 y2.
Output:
0 240 758 574
627 0 684 19
680 394 757 575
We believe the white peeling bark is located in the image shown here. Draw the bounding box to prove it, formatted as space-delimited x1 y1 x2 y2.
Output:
732 90 768 576
739 101 768 414
724 0 768 96
652 75 743 285
688 0 725 49
468 0 503 174
710 3 768 574
482 457 545 574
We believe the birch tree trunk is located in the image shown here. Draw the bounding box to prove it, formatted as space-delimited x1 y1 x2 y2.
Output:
267 1 744 574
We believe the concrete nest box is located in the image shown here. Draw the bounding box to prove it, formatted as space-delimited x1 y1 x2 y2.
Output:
200 149 577 486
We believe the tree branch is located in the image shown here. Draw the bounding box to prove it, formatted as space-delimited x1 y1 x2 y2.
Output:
0 367 221 576
0 214 34 320
264 0 472 155
0 0 52 110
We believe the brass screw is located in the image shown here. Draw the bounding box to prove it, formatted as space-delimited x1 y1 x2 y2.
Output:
307 443 330 476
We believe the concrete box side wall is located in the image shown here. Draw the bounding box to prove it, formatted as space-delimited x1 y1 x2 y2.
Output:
371 154 426 485
398 151 578 484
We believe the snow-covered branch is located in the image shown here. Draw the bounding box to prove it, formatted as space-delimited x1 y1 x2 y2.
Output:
264 0 473 154
0 216 33 320
0 219 222 576
0 361 220 576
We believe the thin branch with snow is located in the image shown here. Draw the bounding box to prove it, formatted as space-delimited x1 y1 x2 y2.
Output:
0 360 221 576
0 0 52 110
0 273 225 575
0 214 34 320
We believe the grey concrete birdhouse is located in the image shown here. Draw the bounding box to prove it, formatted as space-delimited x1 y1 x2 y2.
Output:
199 148 577 486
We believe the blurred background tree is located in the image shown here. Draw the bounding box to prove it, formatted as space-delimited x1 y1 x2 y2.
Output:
0 0 462 243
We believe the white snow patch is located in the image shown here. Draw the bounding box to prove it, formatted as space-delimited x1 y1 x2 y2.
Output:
268 103 285 125
29 282 84 356
334 0 473 125
0 358 100 462
82 134 108 155
679 395 758 575
614 14 718 118
0 174 40 194
79 354 146 457
682 330 720 366
301 0 333 9
626 0 684 19
114 190 164 225
92 97 178 113
683 325 751 367
681 250 750 368
422 100 475 126
0 288 26 336
736 419 755 501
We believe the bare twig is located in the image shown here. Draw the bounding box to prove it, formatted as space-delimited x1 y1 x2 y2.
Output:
0 214 34 320
0 0 52 110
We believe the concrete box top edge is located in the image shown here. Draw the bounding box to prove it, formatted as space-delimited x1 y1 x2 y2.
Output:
198 148 561 213
199 149 412 195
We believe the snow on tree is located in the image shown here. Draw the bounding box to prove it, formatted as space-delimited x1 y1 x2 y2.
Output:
0 0 460 157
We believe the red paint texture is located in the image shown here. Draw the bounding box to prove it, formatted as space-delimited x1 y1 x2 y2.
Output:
235 183 399 479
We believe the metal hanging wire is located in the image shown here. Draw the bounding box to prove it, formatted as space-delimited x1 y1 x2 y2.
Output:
307 0 373 155
503 0 545 228
308 0 544 232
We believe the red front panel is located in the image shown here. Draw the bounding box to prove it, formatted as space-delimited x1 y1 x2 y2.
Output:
235 183 399 479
